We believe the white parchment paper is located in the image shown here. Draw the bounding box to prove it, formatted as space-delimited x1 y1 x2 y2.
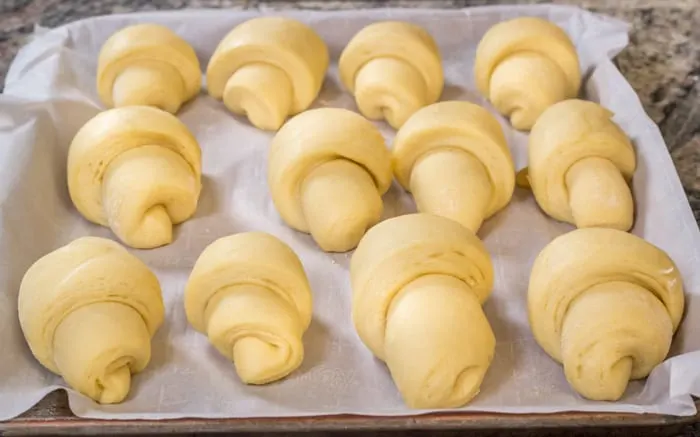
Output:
1 4 699 421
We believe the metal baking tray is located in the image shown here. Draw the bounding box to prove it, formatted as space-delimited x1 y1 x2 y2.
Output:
2 393 698 435
1 5 699 435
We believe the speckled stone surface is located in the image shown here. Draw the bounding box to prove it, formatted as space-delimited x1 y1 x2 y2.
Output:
0 0 699 435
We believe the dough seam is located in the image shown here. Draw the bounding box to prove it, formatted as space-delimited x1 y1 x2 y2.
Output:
409 146 500 212
94 143 200 186
44 299 149 369
543 152 634 222
101 54 191 92
242 59 297 110
294 156 386 208
88 143 201 220
550 274 679 342
375 271 488 342
201 282 300 331
350 54 428 94
482 45 578 97
568 329 637 378
216 328 290 357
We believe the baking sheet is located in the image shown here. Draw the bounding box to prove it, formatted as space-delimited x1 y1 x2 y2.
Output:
1 5 699 421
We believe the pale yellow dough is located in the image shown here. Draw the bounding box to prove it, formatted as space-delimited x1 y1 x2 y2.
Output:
474 17 581 131
67 106 202 249
268 108 392 252
528 228 685 401
97 24 201 114
207 17 329 131
339 21 444 129
18 237 164 404
351 213 495 408
185 232 313 384
526 99 636 231
393 101 515 233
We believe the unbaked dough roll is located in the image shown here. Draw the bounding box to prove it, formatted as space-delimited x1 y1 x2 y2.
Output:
185 232 313 384
268 108 392 252
526 99 636 231
339 21 444 129
207 17 329 131
68 106 202 249
18 237 164 404
97 24 201 114
393 101 515 233
528 228 685 401
474 17 581 130
352 213 495 408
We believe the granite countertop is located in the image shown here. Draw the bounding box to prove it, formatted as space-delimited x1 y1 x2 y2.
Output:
0 0 699 436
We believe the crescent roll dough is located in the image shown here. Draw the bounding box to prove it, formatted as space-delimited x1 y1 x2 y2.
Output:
528 228 685 401
393 101 515 233
474 17 581 130
185 232 313 384
268 108 392 252
97 24 201 114
18 237 164 404
207 17 329 131
339 21 444 129
68 106 202 249
526 99 636 231
351 213 495 408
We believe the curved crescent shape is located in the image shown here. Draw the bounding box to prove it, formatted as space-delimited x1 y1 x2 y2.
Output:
474 17 581 130
528 228 685 401
97 24 202 114
185 232 313 384
339 21 444 129
351 213 495 408
527 99 636 231
68 106 202 249
268 108 392 252
207 17 329 131
392 101 515 232
18 237 164 404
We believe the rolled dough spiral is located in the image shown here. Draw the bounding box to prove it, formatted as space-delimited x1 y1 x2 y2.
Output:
474 17 581 130
339 21 444 129
351 213 495 408
268 108 392 252
18 237 164 404
528 228 685 401
393 101 515 233
185 232 313 384
68 106 202 249
526 99 636 231
207 17 329 131
97 24 202 114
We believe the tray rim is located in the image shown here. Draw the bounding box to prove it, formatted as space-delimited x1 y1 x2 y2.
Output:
2 400 699 435
2 5 698 436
